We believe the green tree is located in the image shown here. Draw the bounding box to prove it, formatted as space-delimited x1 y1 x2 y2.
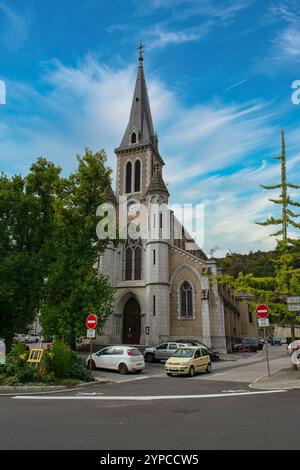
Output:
0 159 61 349
41 149 115 348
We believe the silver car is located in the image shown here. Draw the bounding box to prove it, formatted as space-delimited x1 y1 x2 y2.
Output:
144 342 189 363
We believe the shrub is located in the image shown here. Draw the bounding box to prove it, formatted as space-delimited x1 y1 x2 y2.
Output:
1 344 35 385
69 353 93 382
45 339 73 379
0 340 92 385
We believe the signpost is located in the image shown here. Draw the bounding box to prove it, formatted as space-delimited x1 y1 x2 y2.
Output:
287 297 300 340
288 305 300 312
87 329 96 339
258 318 269 328
256 304 270 377
256 304 269 318
86 314 98 330
287 296 300 304
86 314 98 372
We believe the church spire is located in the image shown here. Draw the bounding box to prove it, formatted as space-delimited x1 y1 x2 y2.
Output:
116 44 157 151
138 41 145 68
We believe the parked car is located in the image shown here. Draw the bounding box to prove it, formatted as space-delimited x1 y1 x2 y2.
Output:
175 339 220 361
287 340 300 355
144 342 189 363
270 336 282 346
232 338 259 353
165 346 211 377
14 334 27 343
86 345 145 374
291 349 300 369
25 334 41 344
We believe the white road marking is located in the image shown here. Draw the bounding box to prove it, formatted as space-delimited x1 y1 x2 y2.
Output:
13 389 286 401
112 374 163 384
212 372 227 376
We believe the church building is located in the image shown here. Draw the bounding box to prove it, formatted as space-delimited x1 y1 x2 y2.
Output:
97 49 229 354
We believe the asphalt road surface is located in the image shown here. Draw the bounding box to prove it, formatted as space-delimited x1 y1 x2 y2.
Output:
1 345 299 450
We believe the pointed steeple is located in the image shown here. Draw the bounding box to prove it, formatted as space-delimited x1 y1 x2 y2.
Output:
116 45 157 151
146 164 169 198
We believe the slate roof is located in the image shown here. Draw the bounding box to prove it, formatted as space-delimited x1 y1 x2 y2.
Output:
116 57 157 152
146 165 169 197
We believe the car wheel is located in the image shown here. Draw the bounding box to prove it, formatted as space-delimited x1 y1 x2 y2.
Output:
118 363 128 375
166 373 173 377
145 353 154 363
87 360 96 370
188 366 195 377
206 363 212 374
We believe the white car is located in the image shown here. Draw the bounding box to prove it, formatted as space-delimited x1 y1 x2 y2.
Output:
25 334 41 344
291 349 300 369
86 346 145 374
14 334 27 343
287 340 300 355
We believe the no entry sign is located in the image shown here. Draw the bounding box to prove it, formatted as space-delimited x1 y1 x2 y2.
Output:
86 314 98 330
256 304 269 318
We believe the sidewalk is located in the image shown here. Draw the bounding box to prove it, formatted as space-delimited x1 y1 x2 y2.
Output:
251 368 300 390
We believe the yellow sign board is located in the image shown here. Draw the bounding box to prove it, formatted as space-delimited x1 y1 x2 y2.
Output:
27 348 44 364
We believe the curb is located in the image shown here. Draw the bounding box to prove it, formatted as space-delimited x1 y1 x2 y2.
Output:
0 379 112 397
249 371 300 391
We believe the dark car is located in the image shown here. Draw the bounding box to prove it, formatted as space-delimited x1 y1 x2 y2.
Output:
175 340 220 361
232 338 259 353
257 337 265 350
271 336 282 346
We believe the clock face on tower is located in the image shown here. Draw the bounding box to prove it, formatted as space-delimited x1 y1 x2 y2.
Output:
127 201 139 216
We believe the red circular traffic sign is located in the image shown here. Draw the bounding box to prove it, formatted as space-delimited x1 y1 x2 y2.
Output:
86 314 98 330
256 304 269 318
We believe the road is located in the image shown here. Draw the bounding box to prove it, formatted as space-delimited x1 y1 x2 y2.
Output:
1 345 299 450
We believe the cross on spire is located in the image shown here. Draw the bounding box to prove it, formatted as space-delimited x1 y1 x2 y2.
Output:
137 41 145 66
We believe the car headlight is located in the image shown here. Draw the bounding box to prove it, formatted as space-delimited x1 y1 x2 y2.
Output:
180 362 190 366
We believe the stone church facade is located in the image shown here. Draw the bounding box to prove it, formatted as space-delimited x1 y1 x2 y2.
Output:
96 51 228 353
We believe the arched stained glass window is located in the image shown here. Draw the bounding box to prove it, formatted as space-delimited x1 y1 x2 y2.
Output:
180 281 193 318
134 160 141 192
134 246 142 280
125 246 133 280
126 161 132 194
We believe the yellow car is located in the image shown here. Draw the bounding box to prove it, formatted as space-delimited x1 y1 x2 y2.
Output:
165 346 212 377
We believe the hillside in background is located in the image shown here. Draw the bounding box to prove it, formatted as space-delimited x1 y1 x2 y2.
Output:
216 247 300 278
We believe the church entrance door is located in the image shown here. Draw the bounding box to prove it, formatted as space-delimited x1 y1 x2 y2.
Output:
122 298 141 345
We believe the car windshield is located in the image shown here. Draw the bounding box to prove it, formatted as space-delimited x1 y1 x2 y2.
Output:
172 348 194 358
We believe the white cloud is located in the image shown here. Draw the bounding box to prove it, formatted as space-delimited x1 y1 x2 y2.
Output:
144 22 213 50
276 25 300 60
264 3 300 67
0 2 28 48
162 100 277 186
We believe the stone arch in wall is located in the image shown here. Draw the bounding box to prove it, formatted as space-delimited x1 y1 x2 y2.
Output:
169 264 203 338
115 291 145 345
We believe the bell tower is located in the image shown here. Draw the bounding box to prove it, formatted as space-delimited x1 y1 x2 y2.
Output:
115 44 165 200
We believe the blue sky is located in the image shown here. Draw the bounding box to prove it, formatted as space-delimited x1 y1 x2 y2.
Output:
0 0 300 256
